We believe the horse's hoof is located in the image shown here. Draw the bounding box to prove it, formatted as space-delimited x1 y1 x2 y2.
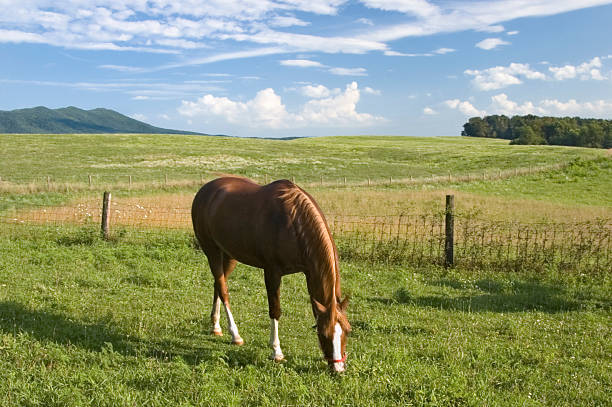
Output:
232 337 244 346
211 328 223 336
272 355 285 363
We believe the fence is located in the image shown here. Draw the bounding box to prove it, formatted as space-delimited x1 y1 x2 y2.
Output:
1 193 610 273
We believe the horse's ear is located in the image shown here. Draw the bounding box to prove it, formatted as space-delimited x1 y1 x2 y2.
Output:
313 299 327 316
339 296 350 313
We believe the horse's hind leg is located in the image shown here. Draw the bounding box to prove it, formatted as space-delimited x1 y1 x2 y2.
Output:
208 249 243 345
210 256 236 336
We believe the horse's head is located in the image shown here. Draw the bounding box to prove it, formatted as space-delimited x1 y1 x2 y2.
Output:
313 296 351 373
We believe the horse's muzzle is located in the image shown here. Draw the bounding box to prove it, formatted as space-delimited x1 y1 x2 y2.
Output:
327 353 347 373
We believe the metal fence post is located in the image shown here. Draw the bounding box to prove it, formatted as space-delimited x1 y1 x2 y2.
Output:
445 194 455 268
101 191 111 240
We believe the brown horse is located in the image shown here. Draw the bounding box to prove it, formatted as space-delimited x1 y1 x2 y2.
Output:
191 176 350 372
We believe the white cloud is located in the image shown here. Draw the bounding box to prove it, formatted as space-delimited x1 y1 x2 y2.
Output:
280 59 368 76
480 25 505 33
490 93 541 115
489 93 612 116
465 63 546 91
444 99 486 116
364 86 381 95
0 0 609 63
328 67 368 76
361 0 612 45
549 65 576 80
506 30 519 35
280 59 325 68
301 84 331 98
444 93 612 117
423 107 437 115
475 37 510 50
549 57 606 81
269 15 310 28
300 82 382 124
433 47 455 54
178 81 383 128
356 18 374 25
360 0 440 18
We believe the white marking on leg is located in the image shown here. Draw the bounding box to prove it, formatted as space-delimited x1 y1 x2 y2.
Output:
269 318 284 361
332 322 345 372
224 303 243 345
211 296 222 335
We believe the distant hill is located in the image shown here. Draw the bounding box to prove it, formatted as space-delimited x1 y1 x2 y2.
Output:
0 106 205 135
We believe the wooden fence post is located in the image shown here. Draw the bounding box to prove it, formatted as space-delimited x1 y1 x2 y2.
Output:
101 191 111 240
445 194 455 268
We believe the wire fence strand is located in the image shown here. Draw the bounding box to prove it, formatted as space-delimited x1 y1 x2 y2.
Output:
2 202 610 273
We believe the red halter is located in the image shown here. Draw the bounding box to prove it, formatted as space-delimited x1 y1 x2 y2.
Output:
326 352 347 364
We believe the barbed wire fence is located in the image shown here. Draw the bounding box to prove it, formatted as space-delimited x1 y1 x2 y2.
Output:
1 193 610 273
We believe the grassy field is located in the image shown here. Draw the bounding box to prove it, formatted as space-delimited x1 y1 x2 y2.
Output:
1 134 611 405
0 228 610 406
0 134 607 187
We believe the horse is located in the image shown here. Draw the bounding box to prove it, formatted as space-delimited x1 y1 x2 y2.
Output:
191 176 350 372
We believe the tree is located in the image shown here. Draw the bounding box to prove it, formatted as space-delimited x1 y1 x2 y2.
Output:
510 126 546 145
462 114 611 149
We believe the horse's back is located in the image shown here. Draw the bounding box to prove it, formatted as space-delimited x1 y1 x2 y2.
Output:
192 177 301 270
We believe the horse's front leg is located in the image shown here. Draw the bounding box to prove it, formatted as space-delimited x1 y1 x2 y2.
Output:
264 270 284 362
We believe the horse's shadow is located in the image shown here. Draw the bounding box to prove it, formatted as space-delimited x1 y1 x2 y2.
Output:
0 301 262 367
369 278 582 313
0 301 136 353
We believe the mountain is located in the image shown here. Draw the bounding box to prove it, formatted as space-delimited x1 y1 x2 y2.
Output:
0 106 205 135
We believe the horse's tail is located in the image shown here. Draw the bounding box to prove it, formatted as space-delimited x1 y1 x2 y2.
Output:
279 183 338 302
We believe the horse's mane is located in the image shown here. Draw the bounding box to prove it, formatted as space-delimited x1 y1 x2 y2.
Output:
279 184 337 306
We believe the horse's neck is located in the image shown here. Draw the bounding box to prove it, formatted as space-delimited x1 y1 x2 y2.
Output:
283 185 338 309
306 262 337 315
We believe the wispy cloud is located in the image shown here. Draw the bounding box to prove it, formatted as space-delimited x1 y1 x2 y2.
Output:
0 78 226 99
280 59 368 76
2 0 610 59
280 59 325 68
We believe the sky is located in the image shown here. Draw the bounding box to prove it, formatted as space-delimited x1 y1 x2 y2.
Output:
1 0 612 138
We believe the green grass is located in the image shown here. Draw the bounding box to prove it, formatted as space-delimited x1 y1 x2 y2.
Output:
452 157 612 207
0 134 606 185
1 227 610 406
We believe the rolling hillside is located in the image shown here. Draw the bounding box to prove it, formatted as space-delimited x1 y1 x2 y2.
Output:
0 106 203 135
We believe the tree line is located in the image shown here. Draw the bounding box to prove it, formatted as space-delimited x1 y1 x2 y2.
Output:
461 115 612 148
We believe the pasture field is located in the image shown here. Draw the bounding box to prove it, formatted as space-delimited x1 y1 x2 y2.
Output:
0 227 610 406
0 134 607 189
1 134 611 405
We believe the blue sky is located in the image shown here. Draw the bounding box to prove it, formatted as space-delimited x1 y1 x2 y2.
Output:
1 0 612 138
